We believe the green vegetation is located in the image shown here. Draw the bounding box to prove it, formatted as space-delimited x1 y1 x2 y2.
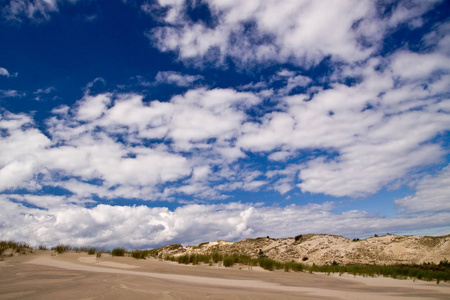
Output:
131 249 154 259
52 244 70 254
0 241 32 255
2 239 448 283
111 247 126 256
307 260 450 283
158 251 450 283
161 252 302 272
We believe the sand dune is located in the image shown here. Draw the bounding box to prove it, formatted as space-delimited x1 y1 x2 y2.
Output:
1 251 449 299
157 234 450 266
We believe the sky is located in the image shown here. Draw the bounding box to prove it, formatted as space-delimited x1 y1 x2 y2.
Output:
0 0 449 249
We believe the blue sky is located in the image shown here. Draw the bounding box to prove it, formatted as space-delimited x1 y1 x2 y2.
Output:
1 0 449 249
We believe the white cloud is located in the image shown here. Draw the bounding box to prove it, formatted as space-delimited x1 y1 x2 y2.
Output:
0 111 50 191
0 67 12 77
34 87 54 94
75 93 112 121
391 51 450 80
1 198 449 249
147 0 440 67
33 87 55 100
2 0 78 22
155 71 203 87
0 87 264 200
395 165 450 213
238 51 450 197
0 89 25 98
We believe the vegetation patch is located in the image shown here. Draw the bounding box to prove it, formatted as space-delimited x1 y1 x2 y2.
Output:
52 244 70 254
111 247 126 257
158 251 450 283
131 250 154 259
0 241 32 255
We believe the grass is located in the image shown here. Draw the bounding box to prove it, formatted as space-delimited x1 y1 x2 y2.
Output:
131 250 155 259
2 240 448 283
307 261 450 283
52 244 70 254
111 248 126 257
0 241 32 255
158 251 449 283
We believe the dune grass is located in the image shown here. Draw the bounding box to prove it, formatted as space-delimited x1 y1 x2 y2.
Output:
308 260 450 283
2 240 448 283
157 251 449 283
0 241 32 255
111 247 126 257
51 244 71 254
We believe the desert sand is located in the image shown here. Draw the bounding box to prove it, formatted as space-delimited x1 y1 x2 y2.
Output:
1 251 449 299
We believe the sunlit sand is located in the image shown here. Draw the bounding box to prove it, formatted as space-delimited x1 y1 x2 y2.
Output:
1 251 449 299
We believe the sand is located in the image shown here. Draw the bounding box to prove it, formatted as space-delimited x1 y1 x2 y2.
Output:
1 251 449 299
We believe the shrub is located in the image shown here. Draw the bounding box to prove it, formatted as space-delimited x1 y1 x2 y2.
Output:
0 241 32 254
38 245 47 250
96 252 102 258
258 257 283 271
131 250 147 259
223 256 235 267
284 261 304 272
52 244 70 254
294 235 303 241
87 248 96 255
111 248 126 256
212 252 223 263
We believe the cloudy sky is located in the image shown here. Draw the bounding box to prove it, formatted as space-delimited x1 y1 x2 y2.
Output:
1 0 449 249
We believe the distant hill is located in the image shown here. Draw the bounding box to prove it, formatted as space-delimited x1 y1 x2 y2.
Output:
154 234 450 266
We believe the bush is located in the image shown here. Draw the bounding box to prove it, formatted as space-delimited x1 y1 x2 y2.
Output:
111 248 126 256
131 250 147 259
223 256 235 267
38 245 47 250
87 248 96 255
258 257 283 271
0 241 32 254
212 252 223 263
52 244 70 254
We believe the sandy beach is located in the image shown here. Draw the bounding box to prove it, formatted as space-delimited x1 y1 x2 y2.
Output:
1 251 449 299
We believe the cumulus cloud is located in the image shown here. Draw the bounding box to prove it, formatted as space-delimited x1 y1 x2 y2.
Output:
1 197 449 249
395 166 450 213
0 67 15 77
0 111 50 190
146 0 440 67
0 87 265 200
238 51 450 197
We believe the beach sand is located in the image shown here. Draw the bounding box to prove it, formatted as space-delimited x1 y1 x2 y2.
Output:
1 251 449 299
